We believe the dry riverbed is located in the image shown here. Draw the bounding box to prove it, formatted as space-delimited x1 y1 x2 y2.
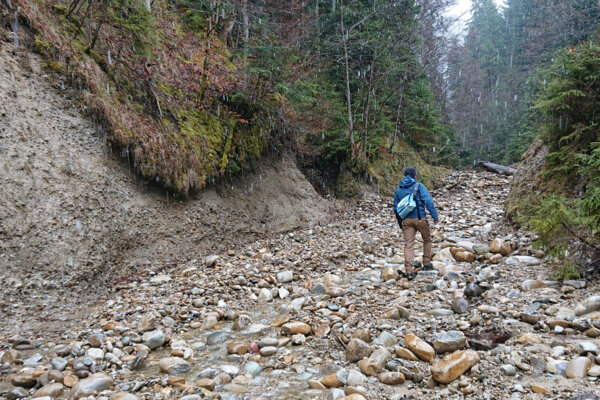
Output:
2 171 600 399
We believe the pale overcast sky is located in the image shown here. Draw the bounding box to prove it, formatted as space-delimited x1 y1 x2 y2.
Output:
447 0 507 33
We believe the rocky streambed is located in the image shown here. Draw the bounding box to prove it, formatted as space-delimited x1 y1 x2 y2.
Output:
2 171 600 399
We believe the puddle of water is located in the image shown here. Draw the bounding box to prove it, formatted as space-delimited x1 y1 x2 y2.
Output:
143 303 328 399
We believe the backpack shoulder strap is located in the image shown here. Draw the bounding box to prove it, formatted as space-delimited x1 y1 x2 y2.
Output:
414 182 422 220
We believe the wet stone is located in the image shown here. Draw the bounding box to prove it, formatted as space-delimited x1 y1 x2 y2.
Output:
206 331 229 345
244 361 262 376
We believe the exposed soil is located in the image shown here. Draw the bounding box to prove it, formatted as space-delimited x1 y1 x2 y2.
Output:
0 43 331 336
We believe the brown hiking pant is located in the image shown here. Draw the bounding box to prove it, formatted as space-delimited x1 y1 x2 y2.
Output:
402 218 432 274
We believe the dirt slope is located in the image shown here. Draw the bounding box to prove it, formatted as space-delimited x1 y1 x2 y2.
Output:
0 43 330 334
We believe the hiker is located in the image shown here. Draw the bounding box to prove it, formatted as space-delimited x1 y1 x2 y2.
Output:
393 167 439 280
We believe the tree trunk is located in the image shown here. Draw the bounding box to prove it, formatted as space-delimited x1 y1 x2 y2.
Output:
242 0 249 41
361 48 377 168
478 162 516 175
340 2 355 156
390 87 404 155
86 0 108 52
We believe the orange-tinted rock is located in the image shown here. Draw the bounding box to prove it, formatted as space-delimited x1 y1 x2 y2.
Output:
431 350 480 383
490 239 511 256
281 322 311 335
321 373 343 388
455 251 476 263
352 328 370 343
531 383 552 394
271 315 290 327
395 347 419 361
516 333 541 345
227 342 249 355
358 358 381 376
378 371 405 385
405 333 435 363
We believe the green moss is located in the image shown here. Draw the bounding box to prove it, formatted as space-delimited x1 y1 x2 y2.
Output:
53 4 68 13
335 168 361 198
86 48 108 70
34 36 52 56
46 60 64 73
368 146 447 196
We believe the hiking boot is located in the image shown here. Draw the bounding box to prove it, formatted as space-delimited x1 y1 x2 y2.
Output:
406 272 417 281
422 264 434 271
413 260 422 268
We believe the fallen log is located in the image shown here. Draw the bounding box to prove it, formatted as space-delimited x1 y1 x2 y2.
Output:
478 162 517 175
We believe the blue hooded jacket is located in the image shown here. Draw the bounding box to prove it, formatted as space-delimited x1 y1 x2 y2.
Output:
393 176 439 224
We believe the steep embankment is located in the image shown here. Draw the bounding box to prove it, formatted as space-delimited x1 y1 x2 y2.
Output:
0 45 330 333
505 138 548 221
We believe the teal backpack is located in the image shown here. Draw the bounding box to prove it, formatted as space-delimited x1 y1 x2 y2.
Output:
396 182 420 219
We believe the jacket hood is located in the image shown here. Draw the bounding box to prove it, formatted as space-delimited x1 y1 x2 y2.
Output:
398 175 416 188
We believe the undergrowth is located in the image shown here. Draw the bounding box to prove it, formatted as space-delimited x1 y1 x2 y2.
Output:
516 38 600 274
9 0 283 193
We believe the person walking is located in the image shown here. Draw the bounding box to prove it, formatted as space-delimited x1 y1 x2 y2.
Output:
393 167 439 280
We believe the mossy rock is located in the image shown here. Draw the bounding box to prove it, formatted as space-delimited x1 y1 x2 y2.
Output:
53 4 68 13
335 168 362 198
46 61 64 73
